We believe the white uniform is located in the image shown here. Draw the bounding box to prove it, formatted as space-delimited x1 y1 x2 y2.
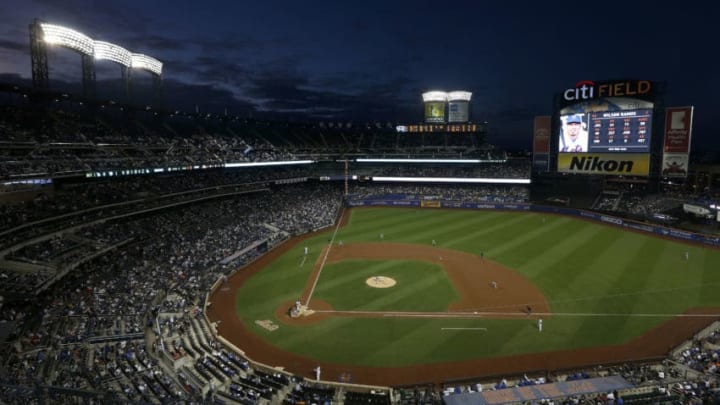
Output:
538 319 543 332
315 366 321 381
304 246 308 255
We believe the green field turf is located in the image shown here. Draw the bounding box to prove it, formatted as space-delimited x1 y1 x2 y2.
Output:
234 208 720 367
314 259 459 312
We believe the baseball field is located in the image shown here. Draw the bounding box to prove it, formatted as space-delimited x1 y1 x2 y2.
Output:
207 207 720 386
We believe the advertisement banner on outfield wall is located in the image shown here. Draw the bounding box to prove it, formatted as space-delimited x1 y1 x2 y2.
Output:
662 106 693 178
346 200 421 207
533 116 551 171
557 153 650 176
421 200 441 208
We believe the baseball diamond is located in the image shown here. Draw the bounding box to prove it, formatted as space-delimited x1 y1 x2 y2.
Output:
207 207 720 386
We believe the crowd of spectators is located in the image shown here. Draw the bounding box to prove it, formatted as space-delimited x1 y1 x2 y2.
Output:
672 322 720 377
0 182 342 403
439 357 720 405
348 183 530 204
590 185 720 235
355 160 530 179
0 102 501 180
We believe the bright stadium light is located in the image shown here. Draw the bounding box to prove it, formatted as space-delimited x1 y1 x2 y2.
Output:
357 158 484 163
40 23 94 55
422 91 448 102
131 53 163 75
224 160 314 168
373 177 531 184
447 91 472 101
94 41 132 67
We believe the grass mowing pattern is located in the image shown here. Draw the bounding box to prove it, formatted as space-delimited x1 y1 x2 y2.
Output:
313 260 459 312
235 208 720 367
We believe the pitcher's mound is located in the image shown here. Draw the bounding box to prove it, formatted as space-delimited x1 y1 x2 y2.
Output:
366 276 396 288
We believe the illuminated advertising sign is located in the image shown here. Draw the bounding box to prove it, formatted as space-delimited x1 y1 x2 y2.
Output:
447 91 471 123
425 102 446 123
662 154 689 177
402 124 481 133
663 106 694 153
448 101 469 123
557 153 650 176
533 116 551 172
661 106 693 178
533 116 551 153
562 80 653 103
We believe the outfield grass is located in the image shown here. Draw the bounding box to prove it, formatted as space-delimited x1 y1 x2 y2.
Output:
234 208 720 367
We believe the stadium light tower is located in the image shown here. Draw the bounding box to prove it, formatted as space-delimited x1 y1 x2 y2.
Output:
29 19 49 90
28 19 164 106
94 40 132 100
30 21 96 98
130 53 164 107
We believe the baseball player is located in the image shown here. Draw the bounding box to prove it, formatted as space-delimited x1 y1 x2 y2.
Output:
538 318 543 332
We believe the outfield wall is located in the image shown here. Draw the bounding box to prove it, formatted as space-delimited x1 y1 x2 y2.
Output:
345 198 720 247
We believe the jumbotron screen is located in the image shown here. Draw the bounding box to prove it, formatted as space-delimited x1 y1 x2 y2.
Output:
558 98 653 153
425 102 446 123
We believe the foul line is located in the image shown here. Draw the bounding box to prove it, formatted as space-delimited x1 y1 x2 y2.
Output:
307 309 720 319
304 207 344 307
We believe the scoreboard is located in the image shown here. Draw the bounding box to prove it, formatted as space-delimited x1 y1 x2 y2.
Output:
588 109 652 153
397 124 483 133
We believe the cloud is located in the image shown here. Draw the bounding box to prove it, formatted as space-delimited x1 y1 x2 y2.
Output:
0 38 26 53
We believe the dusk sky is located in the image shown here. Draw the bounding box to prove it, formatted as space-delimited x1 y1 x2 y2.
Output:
0 0 718 150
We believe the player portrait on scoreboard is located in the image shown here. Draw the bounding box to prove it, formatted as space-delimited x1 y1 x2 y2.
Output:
559 114 588 152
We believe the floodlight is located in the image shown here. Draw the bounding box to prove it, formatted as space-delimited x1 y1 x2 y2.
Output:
447 91 472 101
373 177 530 184
422 91 448 102
94 41 132 67
40 23 94 55
131 53 163 75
